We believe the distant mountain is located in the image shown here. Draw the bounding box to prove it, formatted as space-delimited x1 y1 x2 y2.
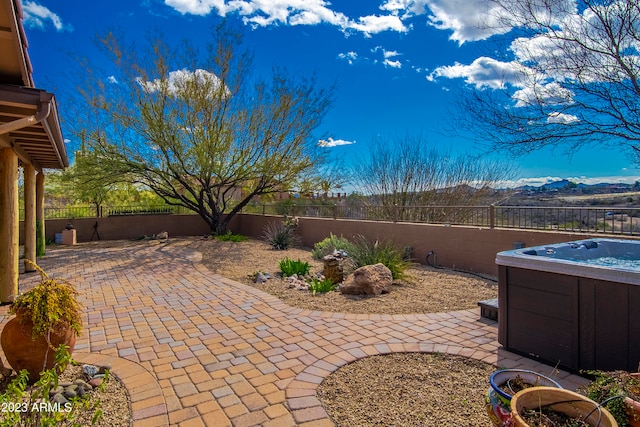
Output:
515 180 636 193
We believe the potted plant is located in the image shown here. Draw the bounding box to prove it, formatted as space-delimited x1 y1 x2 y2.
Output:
511 386 618 427
0 261 83 382
582 370 640 427
486 369 563 426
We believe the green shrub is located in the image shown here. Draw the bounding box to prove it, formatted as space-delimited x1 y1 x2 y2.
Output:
215 231 249 242
263 220 298 250
348 235 410 280
279 258 310 277
311 233 355 260
583 370 639 426
307 277 336 296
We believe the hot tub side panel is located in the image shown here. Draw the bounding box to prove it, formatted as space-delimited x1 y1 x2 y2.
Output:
498 267 579 369
498 265 640 372
579 277 640 372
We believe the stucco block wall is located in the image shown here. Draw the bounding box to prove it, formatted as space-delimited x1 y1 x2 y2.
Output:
232 214 631 276
21 212 637 276
36 215 211 243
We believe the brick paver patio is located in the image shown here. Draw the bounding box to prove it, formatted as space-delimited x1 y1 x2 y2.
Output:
0 241 589 426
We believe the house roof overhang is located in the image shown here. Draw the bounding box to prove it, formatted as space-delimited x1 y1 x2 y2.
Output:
0 85 68 169
0 0 68 170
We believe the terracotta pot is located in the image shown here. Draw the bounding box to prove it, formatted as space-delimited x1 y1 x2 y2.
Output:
511 386 618 427
1 310 76 382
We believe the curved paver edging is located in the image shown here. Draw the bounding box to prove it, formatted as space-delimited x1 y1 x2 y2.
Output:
73 351 169 426
284 342 496 425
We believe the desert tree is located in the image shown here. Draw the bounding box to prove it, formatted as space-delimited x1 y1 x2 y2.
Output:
73 23 333 234
354 134 514 222
435 0 640 161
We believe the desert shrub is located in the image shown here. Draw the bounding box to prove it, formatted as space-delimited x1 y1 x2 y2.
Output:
307 277 337 296
263 219 298 250
348 235 410 280
215 231 249 242
311 233 355 260
279 258 310 277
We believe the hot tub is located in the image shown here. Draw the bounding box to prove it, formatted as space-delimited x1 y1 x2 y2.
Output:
496 238 640 372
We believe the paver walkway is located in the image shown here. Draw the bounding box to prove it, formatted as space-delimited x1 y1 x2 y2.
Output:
0 241 589 426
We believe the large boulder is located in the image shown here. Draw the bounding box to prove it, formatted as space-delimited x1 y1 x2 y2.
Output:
339 263 393 296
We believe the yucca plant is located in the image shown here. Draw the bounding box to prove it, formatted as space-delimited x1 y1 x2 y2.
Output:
347 235 411 280
263 220 298 250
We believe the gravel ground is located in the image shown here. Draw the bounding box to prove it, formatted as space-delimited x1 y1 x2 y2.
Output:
189 237 498 314
316 353 496 426
4 237 499 426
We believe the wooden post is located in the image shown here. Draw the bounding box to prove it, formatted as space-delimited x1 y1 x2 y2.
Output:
36 171 46 256
23 164 36 272
0 148 19 302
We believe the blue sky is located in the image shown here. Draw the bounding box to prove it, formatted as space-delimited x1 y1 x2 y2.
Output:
20 0 640 188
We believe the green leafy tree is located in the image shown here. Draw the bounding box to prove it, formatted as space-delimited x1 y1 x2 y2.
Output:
74 23 333 234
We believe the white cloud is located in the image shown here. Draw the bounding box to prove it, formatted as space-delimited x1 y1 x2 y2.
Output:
547 112 579 124
22 1 70 32
107 76 119 84
337 51 358 65
318 138 356 147
137 69 228 98
383 59 402 68
428 57 528 89
383 50 400 59
379 0 429 17
164 0 409 36
512 82 574 107
504 175 640 188
347 14 409 37
425 0 512 44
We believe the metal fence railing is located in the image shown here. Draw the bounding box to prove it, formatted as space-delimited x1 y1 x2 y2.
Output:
33 203 640 236
39 205 188 220
249 204 640 237
493 206 640 235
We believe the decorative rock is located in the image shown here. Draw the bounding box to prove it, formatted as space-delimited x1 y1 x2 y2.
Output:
63 389 77 399
74 379 90 389
82 364 99 377
59 381 73 387
339 263 393 296
49 386 64 397
89 378 103 388
155 231 169 241
254 272 268 283
52 393 69 405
